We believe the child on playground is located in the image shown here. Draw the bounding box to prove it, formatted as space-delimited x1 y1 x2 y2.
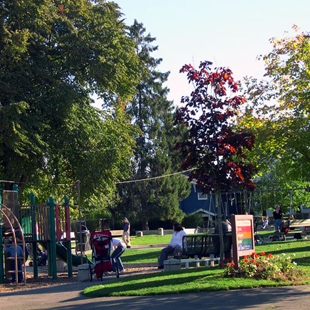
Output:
262 216 268 229
5 238 24 283
37 244 47 266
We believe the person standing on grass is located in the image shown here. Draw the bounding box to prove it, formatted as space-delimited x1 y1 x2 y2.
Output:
122 217 130 246
158 223 186 269
273 205 282 232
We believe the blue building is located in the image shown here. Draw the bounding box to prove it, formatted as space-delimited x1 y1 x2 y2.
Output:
179 181 245 224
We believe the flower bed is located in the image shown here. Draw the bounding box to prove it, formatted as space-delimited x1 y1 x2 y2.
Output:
223 252 305 281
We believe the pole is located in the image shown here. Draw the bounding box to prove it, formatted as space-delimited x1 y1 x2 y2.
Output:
216 190 224 263
64 197 72 277
77 181 83 265
30 192 38 278
0 191 3 284
48 197 57 280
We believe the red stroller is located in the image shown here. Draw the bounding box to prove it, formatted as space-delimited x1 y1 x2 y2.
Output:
90 230 119 279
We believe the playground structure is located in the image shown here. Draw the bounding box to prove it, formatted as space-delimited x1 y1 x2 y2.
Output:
0 181 91 285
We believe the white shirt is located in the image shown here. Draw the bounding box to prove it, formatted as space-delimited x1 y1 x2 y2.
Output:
110 238 126 249
111 238 121 247
169 230 186 248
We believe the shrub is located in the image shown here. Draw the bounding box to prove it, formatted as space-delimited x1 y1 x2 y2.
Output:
182 213 204 228
223 252 305 281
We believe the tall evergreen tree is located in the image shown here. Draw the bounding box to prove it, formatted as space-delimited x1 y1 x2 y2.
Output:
116 21 190 230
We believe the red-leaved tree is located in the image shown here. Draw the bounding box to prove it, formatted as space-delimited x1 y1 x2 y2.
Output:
174 61 257 261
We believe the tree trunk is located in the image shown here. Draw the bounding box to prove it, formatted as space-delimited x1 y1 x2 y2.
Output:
216 190 224 263
142 217 149 230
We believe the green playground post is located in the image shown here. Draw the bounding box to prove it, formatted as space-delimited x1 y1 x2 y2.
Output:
30 192 38 278
48 197 57 280
46 200 52 277
0 191 4 284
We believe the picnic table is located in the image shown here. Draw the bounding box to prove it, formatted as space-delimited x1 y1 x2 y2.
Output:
289 219 310 228
275 219 310 240
288 219 310 239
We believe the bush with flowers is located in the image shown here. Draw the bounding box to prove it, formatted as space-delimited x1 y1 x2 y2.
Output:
223 252 305 281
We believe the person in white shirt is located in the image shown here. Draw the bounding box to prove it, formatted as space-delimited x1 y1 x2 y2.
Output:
158 223 186 269
110 238 126 273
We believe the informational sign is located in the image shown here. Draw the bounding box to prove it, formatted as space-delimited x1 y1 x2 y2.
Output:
236 220 253 251
231 214 255 269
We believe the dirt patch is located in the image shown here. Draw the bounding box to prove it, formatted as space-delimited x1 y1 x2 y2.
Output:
0 267 157 294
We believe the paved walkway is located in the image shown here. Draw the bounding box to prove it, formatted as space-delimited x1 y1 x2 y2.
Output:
1 280 310 310
2 240 310 309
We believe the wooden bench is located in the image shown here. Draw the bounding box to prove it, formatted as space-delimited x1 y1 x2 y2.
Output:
110 230 123 237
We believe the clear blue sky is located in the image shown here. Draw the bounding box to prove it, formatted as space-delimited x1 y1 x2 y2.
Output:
113 0 310 106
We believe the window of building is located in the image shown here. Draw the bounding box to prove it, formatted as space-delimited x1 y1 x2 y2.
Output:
198 193 208 200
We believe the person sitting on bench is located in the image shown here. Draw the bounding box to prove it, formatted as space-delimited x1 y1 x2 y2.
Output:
158 223 186 269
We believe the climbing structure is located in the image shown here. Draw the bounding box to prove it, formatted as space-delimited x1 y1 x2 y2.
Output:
0 191 27 285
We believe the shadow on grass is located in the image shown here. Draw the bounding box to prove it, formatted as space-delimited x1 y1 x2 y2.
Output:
293 257 310 267
122 249 161 263
269 245 310 255
261 238 308 250
257 239 310 266
85 268 220 297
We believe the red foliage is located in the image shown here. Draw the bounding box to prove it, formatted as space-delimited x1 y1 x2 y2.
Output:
174 61 257 193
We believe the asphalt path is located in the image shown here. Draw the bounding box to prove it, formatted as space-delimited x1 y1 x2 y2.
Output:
1 280 310 310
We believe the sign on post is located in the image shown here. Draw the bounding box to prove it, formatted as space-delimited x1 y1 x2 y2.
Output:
231 214 255 269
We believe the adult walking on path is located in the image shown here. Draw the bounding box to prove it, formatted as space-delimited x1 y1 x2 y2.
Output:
122 217 130 246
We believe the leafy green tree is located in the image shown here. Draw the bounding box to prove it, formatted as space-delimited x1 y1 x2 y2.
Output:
240 26 310 183
0 1 140 207
116 21 191 230
251 168 310 213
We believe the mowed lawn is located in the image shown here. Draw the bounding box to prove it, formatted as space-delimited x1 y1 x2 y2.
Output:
84 234 310 297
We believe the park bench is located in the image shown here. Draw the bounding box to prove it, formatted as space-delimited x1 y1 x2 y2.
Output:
110 230 123 237
164 233 232 270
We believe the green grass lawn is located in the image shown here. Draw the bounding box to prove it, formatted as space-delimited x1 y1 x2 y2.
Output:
84 266 310 298
121 249 161 263
84 236 310 298
130 234 171 245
